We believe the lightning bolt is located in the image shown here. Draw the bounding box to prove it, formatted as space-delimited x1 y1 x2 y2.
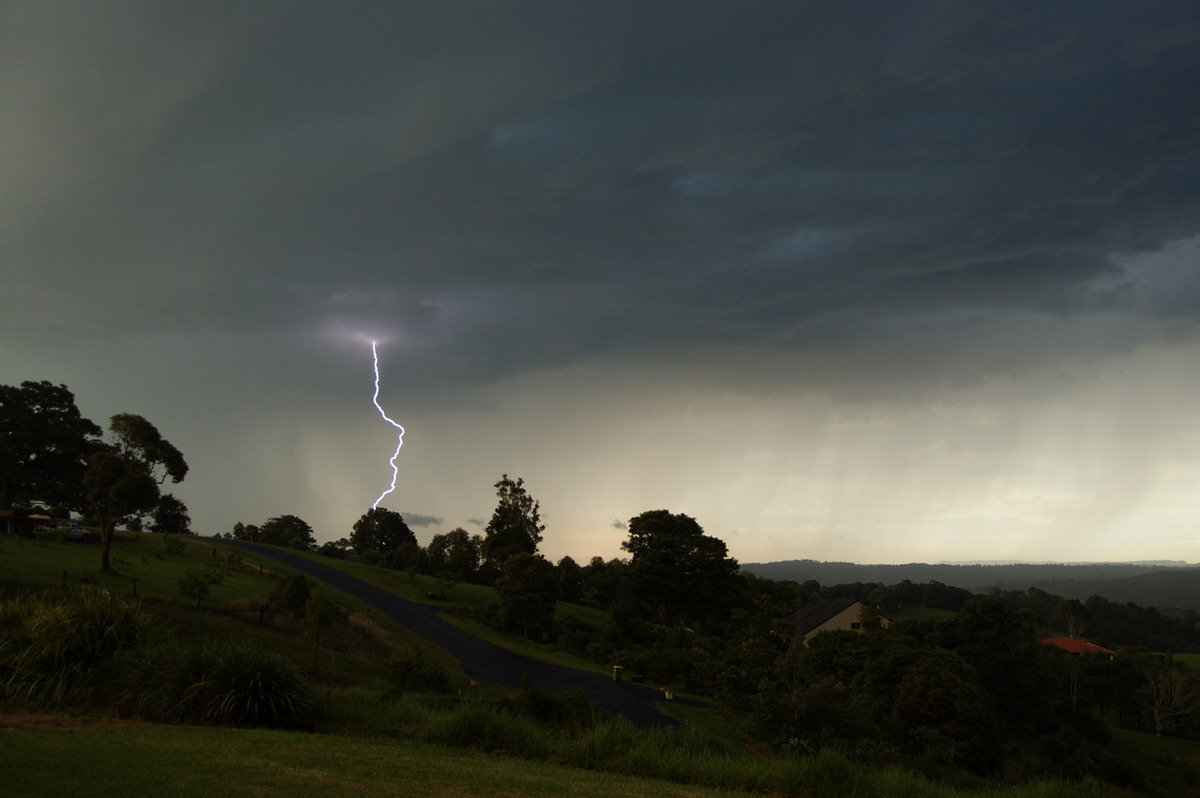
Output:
370 341 405 509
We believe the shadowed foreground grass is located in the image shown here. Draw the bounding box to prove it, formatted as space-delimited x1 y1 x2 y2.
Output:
0 722 757 798
0 719 1138 798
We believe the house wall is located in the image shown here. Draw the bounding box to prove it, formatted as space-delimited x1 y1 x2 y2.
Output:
803 603 891 644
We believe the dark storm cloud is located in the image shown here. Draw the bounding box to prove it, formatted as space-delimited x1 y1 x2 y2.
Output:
4 1 1198 386
402 513 443 528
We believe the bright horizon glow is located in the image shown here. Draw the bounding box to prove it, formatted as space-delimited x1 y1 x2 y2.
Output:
370 341 405 509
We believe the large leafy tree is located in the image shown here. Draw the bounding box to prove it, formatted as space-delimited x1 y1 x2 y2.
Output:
621 509 741 626
426 527 482 582
85 413 188 571
350 508 416 559
480 474 544 575
150 493 191 535
0 380 102 530
495 553 559 638
259 514 316 551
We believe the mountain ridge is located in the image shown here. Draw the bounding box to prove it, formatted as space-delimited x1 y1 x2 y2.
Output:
742 559 1200 611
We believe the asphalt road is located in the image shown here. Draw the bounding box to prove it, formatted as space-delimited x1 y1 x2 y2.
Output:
222 541 682 727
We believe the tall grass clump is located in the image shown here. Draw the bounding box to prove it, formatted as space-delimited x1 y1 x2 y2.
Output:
312 686 431 734
90 637 313 728
0 589 155 705
420 701 551 759
788 747 865 797
563 719 752 790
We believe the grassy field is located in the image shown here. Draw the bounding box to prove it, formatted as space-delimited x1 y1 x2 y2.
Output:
0 721 759 798
0 532 275 606
0 534 463 690
3 717 1164 798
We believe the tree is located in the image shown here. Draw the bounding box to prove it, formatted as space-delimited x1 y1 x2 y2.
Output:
1060 598 1091 640
232 522 260 541
426 528 481 582
178 565 225 608
0 380 102 531
1142 655 1200 736
85 414 188 571
304 586 345 677
480 475 544 575
259 515 316 551
150 493 191 535
495 552 559 638
556 556 583 604
349 508 416 560
317 538 352 558
621 509 740 626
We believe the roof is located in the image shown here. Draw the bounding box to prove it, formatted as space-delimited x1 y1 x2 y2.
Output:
785 598 862 636
1041 637 1115 655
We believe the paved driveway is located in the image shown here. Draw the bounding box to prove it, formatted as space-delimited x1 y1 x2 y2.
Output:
223 541 682 727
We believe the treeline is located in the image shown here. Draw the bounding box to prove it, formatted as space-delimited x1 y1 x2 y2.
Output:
760 600 1198 788
744 559 1200 611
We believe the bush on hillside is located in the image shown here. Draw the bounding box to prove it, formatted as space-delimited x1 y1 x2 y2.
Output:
89 637 313 728
0 589 155 705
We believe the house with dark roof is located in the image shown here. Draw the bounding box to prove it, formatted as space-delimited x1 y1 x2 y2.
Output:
1041 637 1116 656
785 598 890 645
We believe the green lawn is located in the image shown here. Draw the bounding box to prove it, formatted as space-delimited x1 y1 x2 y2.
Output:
0 533 275 607
1172 652 1200 672
0 722 758 798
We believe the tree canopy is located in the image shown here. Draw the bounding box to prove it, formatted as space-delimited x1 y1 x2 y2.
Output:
427 528 482 582
480 474 544 575
350 508 417 558
85 413 188 571
150 493 192 535
495 553 558 639
0 380 102 527
259 515 317 551
622 509 741 626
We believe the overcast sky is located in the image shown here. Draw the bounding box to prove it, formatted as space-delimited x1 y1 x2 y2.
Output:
4 2 1200 565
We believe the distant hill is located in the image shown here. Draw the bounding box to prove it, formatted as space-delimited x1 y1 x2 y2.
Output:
742 560 1200 611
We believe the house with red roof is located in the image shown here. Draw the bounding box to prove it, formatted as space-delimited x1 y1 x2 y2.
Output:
1041 637 1116 656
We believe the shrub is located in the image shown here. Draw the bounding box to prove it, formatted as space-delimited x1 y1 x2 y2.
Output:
91 638 313 728
282 574 312 613
420 702 550 758
312 687 428 734
0 590 155 705
387 649 451 695
154 533 186 559
504 687 602 731
178 566 226 608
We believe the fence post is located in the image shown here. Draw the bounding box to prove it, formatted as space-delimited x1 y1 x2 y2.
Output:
132 578 137 598
62 569 67 588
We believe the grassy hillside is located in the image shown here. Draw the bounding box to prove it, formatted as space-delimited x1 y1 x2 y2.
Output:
6 533 1200 797
0 533 458 690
